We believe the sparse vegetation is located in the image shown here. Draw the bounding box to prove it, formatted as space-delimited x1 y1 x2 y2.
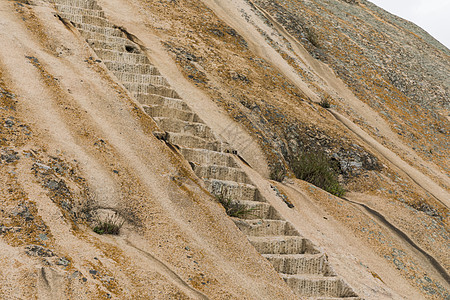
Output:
216 194 258 218
305 27 320 48
319 97 331 108
291 151 345 197
93 213 124 235
270 162 286 182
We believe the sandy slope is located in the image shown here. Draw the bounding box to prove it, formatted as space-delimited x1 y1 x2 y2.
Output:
0 1 297 298
199 0 449 208
96 0 271 178
0 0 448 299
237 159 427 299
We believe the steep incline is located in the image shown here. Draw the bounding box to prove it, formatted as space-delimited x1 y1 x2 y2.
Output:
1 0 448 298
51 0 362 298
0 1 304 298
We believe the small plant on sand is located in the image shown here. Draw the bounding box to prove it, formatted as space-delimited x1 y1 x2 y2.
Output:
93 212 124 235
319 97 331 108
305 27 320 48
216 194 258 218
270 163 286 182
291 151 345 197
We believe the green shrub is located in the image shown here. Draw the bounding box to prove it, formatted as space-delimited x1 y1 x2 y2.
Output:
93 213 124 235
291 151 345 197
216 194 258 218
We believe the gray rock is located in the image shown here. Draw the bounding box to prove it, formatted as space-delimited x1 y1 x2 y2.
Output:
25 245 55 257
1 149 19 163
57 257 70 267
4 119 14 127
47 180 59 190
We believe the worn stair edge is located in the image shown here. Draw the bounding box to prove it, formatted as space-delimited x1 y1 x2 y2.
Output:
75 23 123 37
54 0 102 10
282 274 358 298
57 13 113 27
232 200 282 220
53 4 106 17
88 39 139 52
103 61 159 75
263 253 331 275
77 29 125 42
132 85 180 99
94 50 150 65
191 164 252 184
247 236 320 255
179 148 238 168
204 179 263 202
143 105 200 123
166 133 222 151
233 219 301 237
154 117 216 140
113 72 169 86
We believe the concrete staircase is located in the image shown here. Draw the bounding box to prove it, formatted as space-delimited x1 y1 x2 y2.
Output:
51 1 361 298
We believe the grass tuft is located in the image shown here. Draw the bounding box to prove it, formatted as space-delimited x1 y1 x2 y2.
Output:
319 97 331 108
93 213 124 235
216 194 258 218
291 151 345 197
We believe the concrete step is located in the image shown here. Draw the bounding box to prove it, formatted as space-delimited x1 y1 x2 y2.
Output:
136 93 188 111
179 148 237 167
103 61 158 75
78 28 124 41
132 85 180 99
233 219 300 237
88 39 140 53
125 83 174 95
85 34 130 46
94 50 149 65
247 236 320 255
154 117 215 140
191 164 251 184
282 274 358 298
75 23 123 37
54 0 101 10
54 4 106 18
113 72 169 86
204 179 261 202
263 253 331 275
166 133 222 151
143 106 200 123
57 13 113 27
234 200 281 220
82 31 129 44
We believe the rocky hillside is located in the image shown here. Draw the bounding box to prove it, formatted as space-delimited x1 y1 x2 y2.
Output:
0 0 448 299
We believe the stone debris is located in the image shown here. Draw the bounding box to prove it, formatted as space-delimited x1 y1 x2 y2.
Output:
25 245 55 257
